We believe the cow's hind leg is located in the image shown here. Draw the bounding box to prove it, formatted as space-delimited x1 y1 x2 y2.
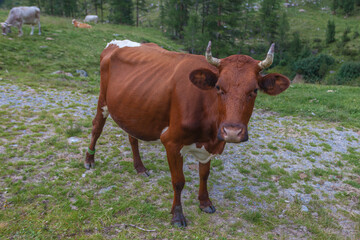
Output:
128 135 149 176
85 104 108 169
198 161 216 213
30 25 34 35
38 20 41 35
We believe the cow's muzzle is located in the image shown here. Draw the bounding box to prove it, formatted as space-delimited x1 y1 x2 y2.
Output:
217 123 248 143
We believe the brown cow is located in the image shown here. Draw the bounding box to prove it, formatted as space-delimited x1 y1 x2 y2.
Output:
72 19 92 29
86 39 290 227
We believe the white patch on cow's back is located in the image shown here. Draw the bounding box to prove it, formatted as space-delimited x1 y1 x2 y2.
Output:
101 106 109 118
105 39 141 49
180 143 215 164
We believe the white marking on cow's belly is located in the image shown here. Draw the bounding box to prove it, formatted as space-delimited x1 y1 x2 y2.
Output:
101 106 109 118
105 39 141 49
180 144 215 164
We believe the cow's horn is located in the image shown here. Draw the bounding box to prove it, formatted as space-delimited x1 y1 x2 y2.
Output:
205 41 221 67
258 43 275 70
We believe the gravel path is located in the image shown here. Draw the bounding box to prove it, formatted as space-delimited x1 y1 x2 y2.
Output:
1 83 359 239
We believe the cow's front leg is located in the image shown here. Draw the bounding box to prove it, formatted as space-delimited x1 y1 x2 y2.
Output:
17 24 23 37
128 135 149 176
198 161 216 213
30 25 34 35
38 22 41 35
161 139 186 227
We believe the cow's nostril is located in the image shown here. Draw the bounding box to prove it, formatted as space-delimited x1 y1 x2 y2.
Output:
237 128 242 135
223 127 228 135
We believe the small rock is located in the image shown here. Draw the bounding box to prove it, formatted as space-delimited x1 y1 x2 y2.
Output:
68 137 81 144
327 90 335 93
292 73 304 84
70 205 78 210
0 78 2 81
82 173 86 178
122 158 133 162
299 172 308 180
98 185 116 194
76 69 88 77
46 37 54 40
39 45 48 48
188 164 198 171
299 9 306 12
51 70 74 77
312 212 318 218
301 205 309 212
113 33 120 37
271 175 280 182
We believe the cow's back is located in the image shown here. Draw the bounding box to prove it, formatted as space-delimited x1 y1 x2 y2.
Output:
102 44 182 140
16 6 40 23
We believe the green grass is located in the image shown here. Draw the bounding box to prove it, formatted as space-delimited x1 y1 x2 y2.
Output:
0 10 182 93
256 83 360 130
1 10 360 240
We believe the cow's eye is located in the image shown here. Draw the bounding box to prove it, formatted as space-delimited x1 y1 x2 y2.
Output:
215 85 224 95
254 88 258 94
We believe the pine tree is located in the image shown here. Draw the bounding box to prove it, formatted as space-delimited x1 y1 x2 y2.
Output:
135 0 147 27
276 11 290 64
331 0 339 14
109 0 134 25
163 0 192 39
63 0 78 17
260 0 281 44
326 20 336 44
342 0 355 16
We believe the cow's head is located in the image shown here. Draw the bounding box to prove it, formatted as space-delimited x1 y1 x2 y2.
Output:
1 22 10 35
189 41 290 143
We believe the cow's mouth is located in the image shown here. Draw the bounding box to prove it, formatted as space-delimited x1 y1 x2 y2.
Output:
217 123 248 143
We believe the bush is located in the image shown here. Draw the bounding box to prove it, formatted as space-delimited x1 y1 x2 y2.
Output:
335 62 360 85
326 20 336 44
293 54 335 83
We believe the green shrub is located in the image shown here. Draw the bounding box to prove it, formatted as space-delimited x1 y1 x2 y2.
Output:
335 61 360 85
326 20 336 44
293 54 335 83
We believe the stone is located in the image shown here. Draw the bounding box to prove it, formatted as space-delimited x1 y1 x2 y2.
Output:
98 185 116 194
301 205 309 212
67 137 81 144
292 74 304 84
51 70 74 77
76 69 88 77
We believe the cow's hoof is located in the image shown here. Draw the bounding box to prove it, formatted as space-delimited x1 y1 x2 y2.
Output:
200 205 216 213
84 162 95 170
171 206 187 228
138 170 150 177
172 219 187 228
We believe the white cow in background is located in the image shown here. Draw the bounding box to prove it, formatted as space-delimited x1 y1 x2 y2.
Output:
1 6 41 37
84 15 98 24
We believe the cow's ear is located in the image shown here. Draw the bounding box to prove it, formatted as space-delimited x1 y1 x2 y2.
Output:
189 68 218 90
259 73 290 96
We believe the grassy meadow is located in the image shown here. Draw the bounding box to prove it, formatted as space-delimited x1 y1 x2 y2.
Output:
0 9 360 240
